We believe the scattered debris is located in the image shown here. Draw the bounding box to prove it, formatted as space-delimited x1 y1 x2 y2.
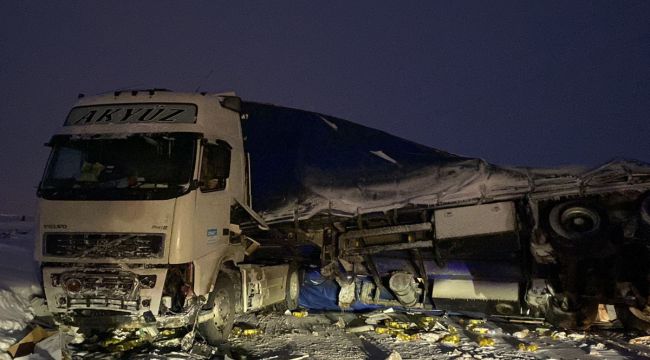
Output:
188 342 218 358
419 332 442 342
551 330 567 340
630 335 650 346
290 310 309 318
346 325 375 333
334 317 346 328
365 313 393 325
440 333 461 346
375 326 390 335
395 333 419 342
418 316 436 329
385 350 402 360
589 342 607 355
33 332 62 360
386 321 412 330
232 326 263 337
517 342 539 352
336 279 355 308
8 326 57 358
512 329 529 339
463 318 499 338
567 332 586 341
152 338 181 348
477 336 495 347
11 309 650 359
289 354 310 360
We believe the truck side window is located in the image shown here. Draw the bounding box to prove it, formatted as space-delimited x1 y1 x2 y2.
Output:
200 141 231 192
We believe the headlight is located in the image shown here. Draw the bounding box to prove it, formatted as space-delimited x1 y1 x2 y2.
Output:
62 277 83 293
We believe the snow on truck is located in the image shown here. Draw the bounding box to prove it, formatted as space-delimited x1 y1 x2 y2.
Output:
37 89 650 346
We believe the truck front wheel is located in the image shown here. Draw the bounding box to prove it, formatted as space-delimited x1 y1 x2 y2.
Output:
199 273 236 345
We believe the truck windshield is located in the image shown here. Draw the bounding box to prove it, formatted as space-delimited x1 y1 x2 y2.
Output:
39 132 197 200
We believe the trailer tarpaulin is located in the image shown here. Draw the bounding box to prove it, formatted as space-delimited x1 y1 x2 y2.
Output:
241 102 650 223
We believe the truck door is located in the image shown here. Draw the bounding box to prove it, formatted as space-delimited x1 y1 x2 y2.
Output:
195 140 232 254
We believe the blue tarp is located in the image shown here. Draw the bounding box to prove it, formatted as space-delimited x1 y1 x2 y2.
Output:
298 269 381 311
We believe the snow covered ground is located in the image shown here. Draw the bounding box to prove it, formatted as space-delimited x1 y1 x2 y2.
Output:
2 216 650 359
0 216 41 359
221 310 650 360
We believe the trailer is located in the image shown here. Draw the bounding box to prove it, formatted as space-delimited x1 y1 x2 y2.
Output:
240 99 650 333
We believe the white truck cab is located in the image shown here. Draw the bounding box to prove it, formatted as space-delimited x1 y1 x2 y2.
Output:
36 90 297 344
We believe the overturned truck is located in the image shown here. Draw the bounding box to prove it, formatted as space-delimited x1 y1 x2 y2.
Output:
36 90 650 346
242 100 650 332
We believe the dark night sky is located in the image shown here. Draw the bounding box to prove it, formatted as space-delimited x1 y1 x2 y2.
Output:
1 1 649 215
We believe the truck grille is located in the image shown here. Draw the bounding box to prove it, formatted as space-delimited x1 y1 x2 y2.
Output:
44 233 164 259
59 271 141 298
54 270 148 311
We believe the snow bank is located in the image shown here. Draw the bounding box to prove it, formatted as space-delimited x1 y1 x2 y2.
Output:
0 290 35 354
0 218 41 359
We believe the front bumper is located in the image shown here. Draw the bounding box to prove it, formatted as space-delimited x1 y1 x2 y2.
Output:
54 307 198 331
43 266 168 315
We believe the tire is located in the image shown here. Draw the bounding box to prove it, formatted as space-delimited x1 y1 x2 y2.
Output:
548 201 604 245
284 267 301 310
274 266 301 311
198 273 236 345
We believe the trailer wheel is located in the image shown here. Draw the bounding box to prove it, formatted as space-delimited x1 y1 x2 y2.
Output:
198 273 235 345
274 266 301 311
285 267 301 310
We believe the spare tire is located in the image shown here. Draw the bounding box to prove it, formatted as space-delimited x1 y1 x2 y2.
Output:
549 201 603 242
